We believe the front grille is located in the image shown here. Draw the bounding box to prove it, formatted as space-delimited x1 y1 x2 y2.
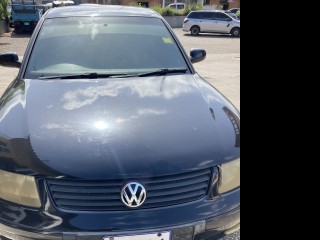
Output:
46 168 212 211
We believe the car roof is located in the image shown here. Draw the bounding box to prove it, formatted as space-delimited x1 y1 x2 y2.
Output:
53 0 74 4
45 5 161 19
190 10 226 13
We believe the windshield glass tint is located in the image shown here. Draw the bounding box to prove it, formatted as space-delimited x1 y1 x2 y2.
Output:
25 17 189 79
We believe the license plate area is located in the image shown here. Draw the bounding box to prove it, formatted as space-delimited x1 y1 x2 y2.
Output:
103 231 171 240
24 22 30 26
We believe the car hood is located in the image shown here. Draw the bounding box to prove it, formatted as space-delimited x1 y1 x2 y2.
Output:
233 19 240 24
0 75 240 179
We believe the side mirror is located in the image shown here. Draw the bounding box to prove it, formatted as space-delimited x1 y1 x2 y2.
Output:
0 53 21 68
190 49 206 64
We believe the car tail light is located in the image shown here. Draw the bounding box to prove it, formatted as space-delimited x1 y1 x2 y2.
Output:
184 19 189 24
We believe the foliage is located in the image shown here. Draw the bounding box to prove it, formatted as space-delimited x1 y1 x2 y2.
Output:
182 4 202 16
128 2 142 7
151 4 202 17
236 10 240 19
0 0 9 20
214 5 223 10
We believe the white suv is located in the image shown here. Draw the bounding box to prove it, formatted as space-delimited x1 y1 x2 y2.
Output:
182 10 240 37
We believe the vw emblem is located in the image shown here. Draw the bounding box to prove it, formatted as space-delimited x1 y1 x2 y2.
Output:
121 182 147 208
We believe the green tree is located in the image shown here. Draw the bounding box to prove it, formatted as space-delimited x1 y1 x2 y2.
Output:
236 10 240 19
0 0 9 20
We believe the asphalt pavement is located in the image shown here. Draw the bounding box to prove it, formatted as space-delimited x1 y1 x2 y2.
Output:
0 29 240 239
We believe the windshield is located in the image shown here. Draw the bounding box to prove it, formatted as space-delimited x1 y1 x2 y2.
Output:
25 17 189 79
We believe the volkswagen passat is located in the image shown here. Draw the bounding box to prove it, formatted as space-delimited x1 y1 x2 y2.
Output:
0 5 240 240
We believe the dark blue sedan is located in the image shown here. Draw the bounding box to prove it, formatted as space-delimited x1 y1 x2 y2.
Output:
0 5 240 240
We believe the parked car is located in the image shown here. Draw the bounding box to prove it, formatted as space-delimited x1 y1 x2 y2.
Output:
168 3 186 10
52 0 75 7
0 5 240 240
43 1 75 13
10 0 43 33
183 10 240 37
228 8 240 14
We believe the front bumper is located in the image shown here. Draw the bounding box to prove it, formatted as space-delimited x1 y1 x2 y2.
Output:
0 206 239 240
182 25 190 32
13 21 37 31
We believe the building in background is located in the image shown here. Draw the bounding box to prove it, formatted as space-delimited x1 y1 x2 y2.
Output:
205 0 240 10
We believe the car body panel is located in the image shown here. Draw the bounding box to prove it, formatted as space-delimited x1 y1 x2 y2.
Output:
45 5 160 19
228 8 240 14
0 75 239 178
213 20 232 33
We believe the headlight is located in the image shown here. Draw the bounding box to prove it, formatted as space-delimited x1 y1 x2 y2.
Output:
219 158 240 194
0 169 41 208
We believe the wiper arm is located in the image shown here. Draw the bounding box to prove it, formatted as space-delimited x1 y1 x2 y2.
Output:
39 72 127 80
137 68 188 77
39 69 188 80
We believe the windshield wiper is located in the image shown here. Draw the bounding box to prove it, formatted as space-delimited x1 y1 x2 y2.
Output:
39 68 188 80
110 68 189 79
136 68 188 77
39 72 127 80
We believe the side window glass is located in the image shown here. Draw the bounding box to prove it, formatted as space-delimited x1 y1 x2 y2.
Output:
202 12 214 20
190 12 201 19
215 13 231 21
211 12 218 20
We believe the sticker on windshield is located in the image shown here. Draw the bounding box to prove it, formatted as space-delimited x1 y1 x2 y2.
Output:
162 37 173 44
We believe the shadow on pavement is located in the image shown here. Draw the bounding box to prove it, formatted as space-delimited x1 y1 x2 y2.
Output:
10 31 32 38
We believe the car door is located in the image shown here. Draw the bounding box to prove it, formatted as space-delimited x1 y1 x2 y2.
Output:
199 12 215 32
211 12 233 33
